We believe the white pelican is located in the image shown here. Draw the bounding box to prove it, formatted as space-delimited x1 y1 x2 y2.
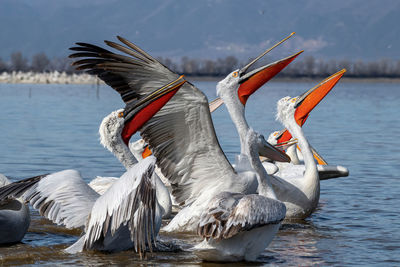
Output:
267 70 349 181
0 77 186 255
0 174 30 244
217 70 343 219
68 36 296 234
194 129 286 262
210 69 349 180
268 82 336 219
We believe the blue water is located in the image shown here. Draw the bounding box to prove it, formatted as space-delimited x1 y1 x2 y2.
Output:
0 80 399 266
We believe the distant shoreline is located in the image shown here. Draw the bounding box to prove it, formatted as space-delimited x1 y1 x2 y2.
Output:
1 71 400 84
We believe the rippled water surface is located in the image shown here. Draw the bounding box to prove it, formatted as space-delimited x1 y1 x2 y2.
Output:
0 80 399 266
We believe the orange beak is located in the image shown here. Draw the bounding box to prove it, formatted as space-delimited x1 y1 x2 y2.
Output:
277 69 346 144
237 51 303 105
296 145 328 165
294 69 346 126
142 145 153 158
121 76 186 145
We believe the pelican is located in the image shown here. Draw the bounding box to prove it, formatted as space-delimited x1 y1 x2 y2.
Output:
268 81 338 219
0 174 30 244
68 35 297 234
266 70 349 181
0 77 186 255
210 69 349 181
194 128 286 262
213 70 342 219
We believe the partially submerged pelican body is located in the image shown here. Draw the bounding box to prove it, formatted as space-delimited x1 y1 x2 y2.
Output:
266 70 349 182
193 129 286 262
0 77 185 255
265 70 347 219
0 174 30 244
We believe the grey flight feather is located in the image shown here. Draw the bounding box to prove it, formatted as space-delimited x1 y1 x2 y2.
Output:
0 170 99 229
0 174 47 205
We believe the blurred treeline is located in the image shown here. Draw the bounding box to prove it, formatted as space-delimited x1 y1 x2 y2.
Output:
1 51 399 78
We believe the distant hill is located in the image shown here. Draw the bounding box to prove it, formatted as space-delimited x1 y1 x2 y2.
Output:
0 0 399 61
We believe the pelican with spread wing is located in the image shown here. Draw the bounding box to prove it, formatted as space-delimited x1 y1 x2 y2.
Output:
69 35 298 234
0 77 186 255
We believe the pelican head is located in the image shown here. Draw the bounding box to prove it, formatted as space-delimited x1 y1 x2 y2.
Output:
267 131 281 145
99 76 187 155
121 76 186 145
276 96 298 125
99 109 126 153
217 50 303 108
277 69 347 132
245 129 291 163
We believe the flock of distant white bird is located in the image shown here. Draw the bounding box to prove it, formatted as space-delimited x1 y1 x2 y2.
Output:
0 71 99 84
0 33 348 262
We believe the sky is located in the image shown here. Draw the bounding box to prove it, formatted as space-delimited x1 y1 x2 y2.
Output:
0 0 399 61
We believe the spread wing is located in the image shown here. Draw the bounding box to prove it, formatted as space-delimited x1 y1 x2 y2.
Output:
70 37 236 206
0 170 99 229
83 156 158 257
198 192 286 240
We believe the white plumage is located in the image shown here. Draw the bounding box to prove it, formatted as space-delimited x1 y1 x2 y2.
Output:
194 129 286 261
0 109 172 255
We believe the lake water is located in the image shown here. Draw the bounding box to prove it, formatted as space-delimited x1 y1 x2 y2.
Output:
0 79 399 266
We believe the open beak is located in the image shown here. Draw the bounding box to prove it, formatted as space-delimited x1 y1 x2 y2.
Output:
258 135 291 163
208 32 300 109
276 69 346 145
208 51 303 109
121 75 186 144
237 51 303 105
294 68 346 126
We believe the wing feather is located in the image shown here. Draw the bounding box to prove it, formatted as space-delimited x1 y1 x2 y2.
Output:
198 192 286 241
0 170 99 229
84 156 158 257
70 37 236 206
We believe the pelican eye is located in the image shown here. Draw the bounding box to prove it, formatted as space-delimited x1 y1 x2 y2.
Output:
291 98 297 103
232 71 239 78
118 111 124 118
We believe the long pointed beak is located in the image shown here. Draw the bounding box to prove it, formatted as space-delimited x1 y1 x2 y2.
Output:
294 69 346 126
276 69 346 144
258 136 291 163
237 51 303 105
121 76 186 144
